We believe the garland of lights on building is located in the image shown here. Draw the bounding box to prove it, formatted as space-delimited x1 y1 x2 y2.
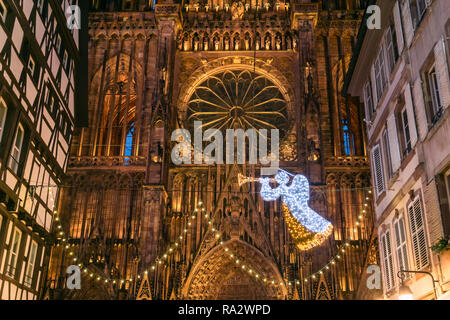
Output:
47 175 373 291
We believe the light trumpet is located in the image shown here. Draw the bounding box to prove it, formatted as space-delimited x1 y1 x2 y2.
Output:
237 173 276 187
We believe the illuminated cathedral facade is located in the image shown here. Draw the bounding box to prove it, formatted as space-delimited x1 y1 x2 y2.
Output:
46 0 380 300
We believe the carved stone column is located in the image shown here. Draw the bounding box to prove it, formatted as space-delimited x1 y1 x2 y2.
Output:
229 196 242 239
155 3 181 98
291 3 323 182
140 186 168 270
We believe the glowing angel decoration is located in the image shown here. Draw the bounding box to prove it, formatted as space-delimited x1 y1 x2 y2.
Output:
259 170 333 250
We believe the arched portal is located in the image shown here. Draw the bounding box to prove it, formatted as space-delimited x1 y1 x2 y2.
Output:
182 239 287 300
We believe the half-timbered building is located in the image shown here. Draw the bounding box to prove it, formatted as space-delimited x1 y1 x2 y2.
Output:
0 0 82 300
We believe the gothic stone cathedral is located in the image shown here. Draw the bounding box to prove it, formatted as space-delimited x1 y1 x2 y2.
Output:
46 0 379 300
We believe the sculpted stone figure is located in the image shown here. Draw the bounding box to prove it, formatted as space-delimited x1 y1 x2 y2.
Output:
214 36 220 50
265 36 271 50
275 36 281 50
183 36 189 51
193 36 199 51
286 36 292 49
224 36 230 50
244 35 250 50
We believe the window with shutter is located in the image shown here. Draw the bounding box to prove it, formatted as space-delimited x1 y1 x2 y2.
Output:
434 37 450 112
25 241 38 287
436 171 450 237
387 113 402 173
446 171 450 220
364 81 375 119
408 197 429 270
422 53 444 127
8 123 25 175
446 23 450 81
403 83 418 148
393 1 404 54
394 217 410 277
7 227 22 277
386 23 399 74
374 49 388 101
409 0 427 29
427 67 442 119
381 230 395 291
372 145 385 196
382 130 393 179
401 108 412 155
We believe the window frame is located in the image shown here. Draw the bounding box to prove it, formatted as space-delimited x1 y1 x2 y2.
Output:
364 80 375 120
407 196 430 270
380 229 395 292
7 227 22 278
9 123 25 175
394 216 410 278
24 241 38 288
372 144 385 197
409 0 428 29
401 108 412 156
374 47 388 101
426 65 443 122
386 23 399 74
382 129 393 180
446 170 450 215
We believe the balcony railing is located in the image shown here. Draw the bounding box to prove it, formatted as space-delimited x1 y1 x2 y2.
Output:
69 156 147 168
430 107 443 127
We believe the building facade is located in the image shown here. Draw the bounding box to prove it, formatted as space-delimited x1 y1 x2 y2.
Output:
347 0 450 300
0 0 82 300
46 0 379 300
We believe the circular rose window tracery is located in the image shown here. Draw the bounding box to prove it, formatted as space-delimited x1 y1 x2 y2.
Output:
185 70 289 137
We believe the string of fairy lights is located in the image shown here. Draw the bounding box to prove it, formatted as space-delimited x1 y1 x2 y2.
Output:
48 184 373 290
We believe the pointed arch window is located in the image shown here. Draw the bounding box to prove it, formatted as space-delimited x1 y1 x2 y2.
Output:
124 123 135 157
124 122 135 165
342 118 355 156
93 54 139 158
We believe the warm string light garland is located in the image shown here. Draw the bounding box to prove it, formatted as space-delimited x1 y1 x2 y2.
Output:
219 239 350 287
27 181 375 194
48 184 373 289
51 193 224 284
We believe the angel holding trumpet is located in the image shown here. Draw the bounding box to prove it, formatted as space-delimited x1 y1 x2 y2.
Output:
239 169 333 250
